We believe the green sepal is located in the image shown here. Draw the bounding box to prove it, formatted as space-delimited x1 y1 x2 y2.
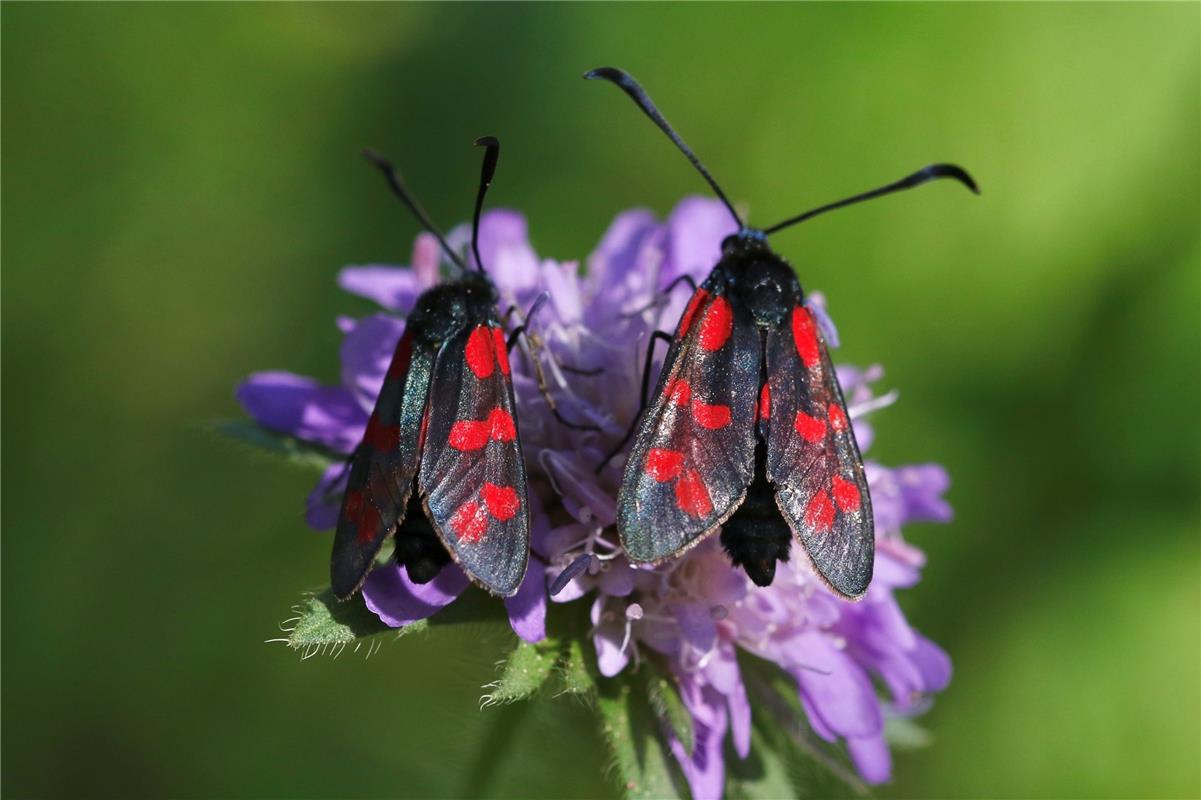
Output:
595 673 684 800
277 582 511 658
726 721 798 800
480 640 558 707
554 637 596 696
884 715 933 750
643 663 695 757
279 588 394 656
216 419 339 472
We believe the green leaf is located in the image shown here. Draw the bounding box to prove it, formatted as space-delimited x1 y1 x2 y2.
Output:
554 638 596 696
644 666 694 757
216 419 339 472
277 588 395 657
481 641 557 707
727 723 796 800
595 675 683 800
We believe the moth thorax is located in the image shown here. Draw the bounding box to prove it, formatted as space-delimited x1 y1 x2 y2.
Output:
738 256 798 326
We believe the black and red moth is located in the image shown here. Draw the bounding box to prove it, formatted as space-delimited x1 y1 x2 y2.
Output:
589 67 977 599
330 137 530 601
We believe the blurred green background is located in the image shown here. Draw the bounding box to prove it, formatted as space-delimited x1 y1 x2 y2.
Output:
3 4 1198 798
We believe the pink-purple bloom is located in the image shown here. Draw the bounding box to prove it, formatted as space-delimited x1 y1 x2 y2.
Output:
237 198 953 797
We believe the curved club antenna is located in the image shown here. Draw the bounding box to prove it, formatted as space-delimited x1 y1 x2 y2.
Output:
585 66 743 229
362 148 467 272
763 163 980 234
471 136 500 273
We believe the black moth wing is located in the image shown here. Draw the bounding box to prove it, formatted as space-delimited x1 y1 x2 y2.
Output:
331 329 434 600
765 305 874 598
617 282 760 563
419 321 529 597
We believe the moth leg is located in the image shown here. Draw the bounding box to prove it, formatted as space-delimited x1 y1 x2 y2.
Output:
594 329 674 473
508 293 602 432
621 274 698 319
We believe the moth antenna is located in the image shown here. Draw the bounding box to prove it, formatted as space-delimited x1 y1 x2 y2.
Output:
362 148 467 272
763 163 980 235
471 136 500 274
584 66 743 229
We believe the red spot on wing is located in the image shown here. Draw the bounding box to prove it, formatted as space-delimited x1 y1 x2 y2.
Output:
832 476 861 512
492 327 511 376
451 501 488 544
677 289 710 337
794 411 827 443
363 415 400 452
827 403 849 432
344 490 380 546
675 469 713 517
449 420 489 451
481 483 520 521
645 448 684 482
449 407 516 450
446 406 511 449
791 307 820 368
692 401 731 430
699 296 733 351
358 504 381 545
666 378 691 406
465 325 495 378
804 490 835 532
387 331 414 378
487 407 516 441
758 384 771 421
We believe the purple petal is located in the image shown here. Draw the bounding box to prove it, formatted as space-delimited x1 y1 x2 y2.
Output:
599 559 636 597
911 634 953 693
361 563 470 627
504 557 548 644
541 260 584 323
847 733 892 784
805 292 841 348
670 672 728 800
871 545 922 589
339 314 406 411
449 210 540 294
705 643 752 759
662 197 738 282
800 692 837 742
236 371 364 453
305 463 347 530
899 464 953 523
791 632 883 739
588 207 658 288
690 550 749 607
337 265 424 312
856 594 916 653
591 596 629 677
671 602 718 653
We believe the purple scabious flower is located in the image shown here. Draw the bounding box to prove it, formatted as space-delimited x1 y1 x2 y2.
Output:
238 198 953 796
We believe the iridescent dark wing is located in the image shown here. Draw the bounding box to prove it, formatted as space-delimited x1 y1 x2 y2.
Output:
330 329 434 600
419 321 530 597
617 284 760 563
764 305 874 598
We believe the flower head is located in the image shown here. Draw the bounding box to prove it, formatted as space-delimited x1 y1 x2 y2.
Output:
237 197 953 796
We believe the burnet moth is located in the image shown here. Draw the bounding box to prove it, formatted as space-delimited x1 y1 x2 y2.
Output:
589 67 978 599
331 137 551 601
